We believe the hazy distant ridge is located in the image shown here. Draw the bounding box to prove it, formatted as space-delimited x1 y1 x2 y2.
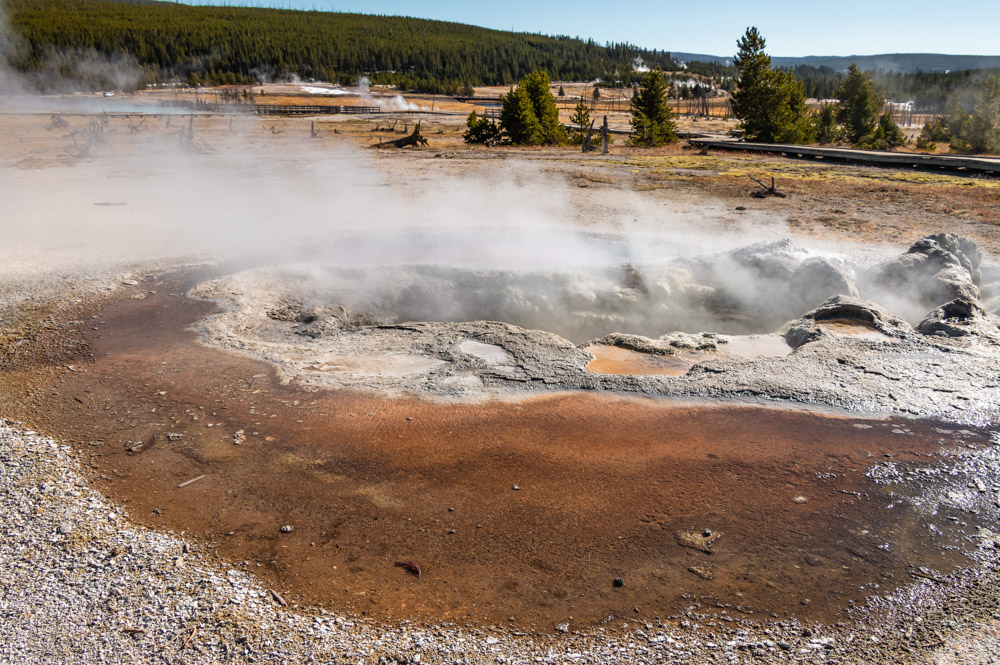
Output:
672 52 1000 73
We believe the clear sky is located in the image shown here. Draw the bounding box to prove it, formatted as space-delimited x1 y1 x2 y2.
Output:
179 0 1000 57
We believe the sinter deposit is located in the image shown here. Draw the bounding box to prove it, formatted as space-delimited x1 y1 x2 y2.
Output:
194 232 1000 422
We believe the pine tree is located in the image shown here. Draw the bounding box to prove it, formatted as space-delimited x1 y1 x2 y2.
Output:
877 112 907 148
569 99 591 144
835 64 881 145
958 73 1000 153
499 70 566 145
814 103 841 144
730 27 814 144
463 110 502 145
627 68 676 146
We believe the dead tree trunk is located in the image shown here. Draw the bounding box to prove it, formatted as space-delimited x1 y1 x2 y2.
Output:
582 119 596 153
378 122 428 148
601 116 609 154
748 174 786 198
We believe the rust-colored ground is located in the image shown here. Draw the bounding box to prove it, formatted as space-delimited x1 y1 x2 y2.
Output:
4 271 989 631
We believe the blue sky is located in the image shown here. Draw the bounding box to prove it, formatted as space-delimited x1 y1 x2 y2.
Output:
178 0 1000 57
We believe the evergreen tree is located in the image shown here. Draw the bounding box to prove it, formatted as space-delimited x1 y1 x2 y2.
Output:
835 65 882 145
814 103 841 144
558 85 565 96
499 70 566 145
569 99 591 144
627 68 676 146
730 27 813 143
771 70 816 143
956 73 1000 153
463 110 502 145
877 112 907 148
593 85 601 101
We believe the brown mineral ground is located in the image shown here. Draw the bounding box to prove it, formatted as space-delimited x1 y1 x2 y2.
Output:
585 345 702 376
12 272 991 631
586 337 792 377
817 318 897 341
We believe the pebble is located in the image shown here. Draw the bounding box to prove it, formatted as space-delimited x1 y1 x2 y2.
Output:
280 524 294 533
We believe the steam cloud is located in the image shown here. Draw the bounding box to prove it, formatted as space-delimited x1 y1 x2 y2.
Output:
0 5 946 342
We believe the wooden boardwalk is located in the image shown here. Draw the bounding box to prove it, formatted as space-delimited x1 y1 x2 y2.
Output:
163 101 381 115
687 137 1000 176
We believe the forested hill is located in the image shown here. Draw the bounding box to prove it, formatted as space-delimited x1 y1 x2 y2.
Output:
4 0 675 92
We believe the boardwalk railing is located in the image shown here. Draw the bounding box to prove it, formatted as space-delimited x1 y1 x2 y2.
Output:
161 100 380 115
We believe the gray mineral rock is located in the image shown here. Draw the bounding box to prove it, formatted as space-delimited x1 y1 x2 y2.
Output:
917 298 999 338
791 256 859 310
867 233 983 309
784 295 910 348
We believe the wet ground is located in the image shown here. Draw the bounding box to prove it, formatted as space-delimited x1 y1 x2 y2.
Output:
8 271 998 632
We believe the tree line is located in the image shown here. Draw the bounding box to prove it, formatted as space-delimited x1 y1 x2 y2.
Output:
4 0 676 93
684 57 1000 116
464 69 676 148
729 27 1000 154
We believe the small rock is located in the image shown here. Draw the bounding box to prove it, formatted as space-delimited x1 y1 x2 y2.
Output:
613 577 625 588
687 566 714 580
512 485 520 491
280 525 293 533
555 622 570 633
57 523 73 535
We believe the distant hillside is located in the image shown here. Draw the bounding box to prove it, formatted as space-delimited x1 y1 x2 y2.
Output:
4 0 674 93
673 52 1000 74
